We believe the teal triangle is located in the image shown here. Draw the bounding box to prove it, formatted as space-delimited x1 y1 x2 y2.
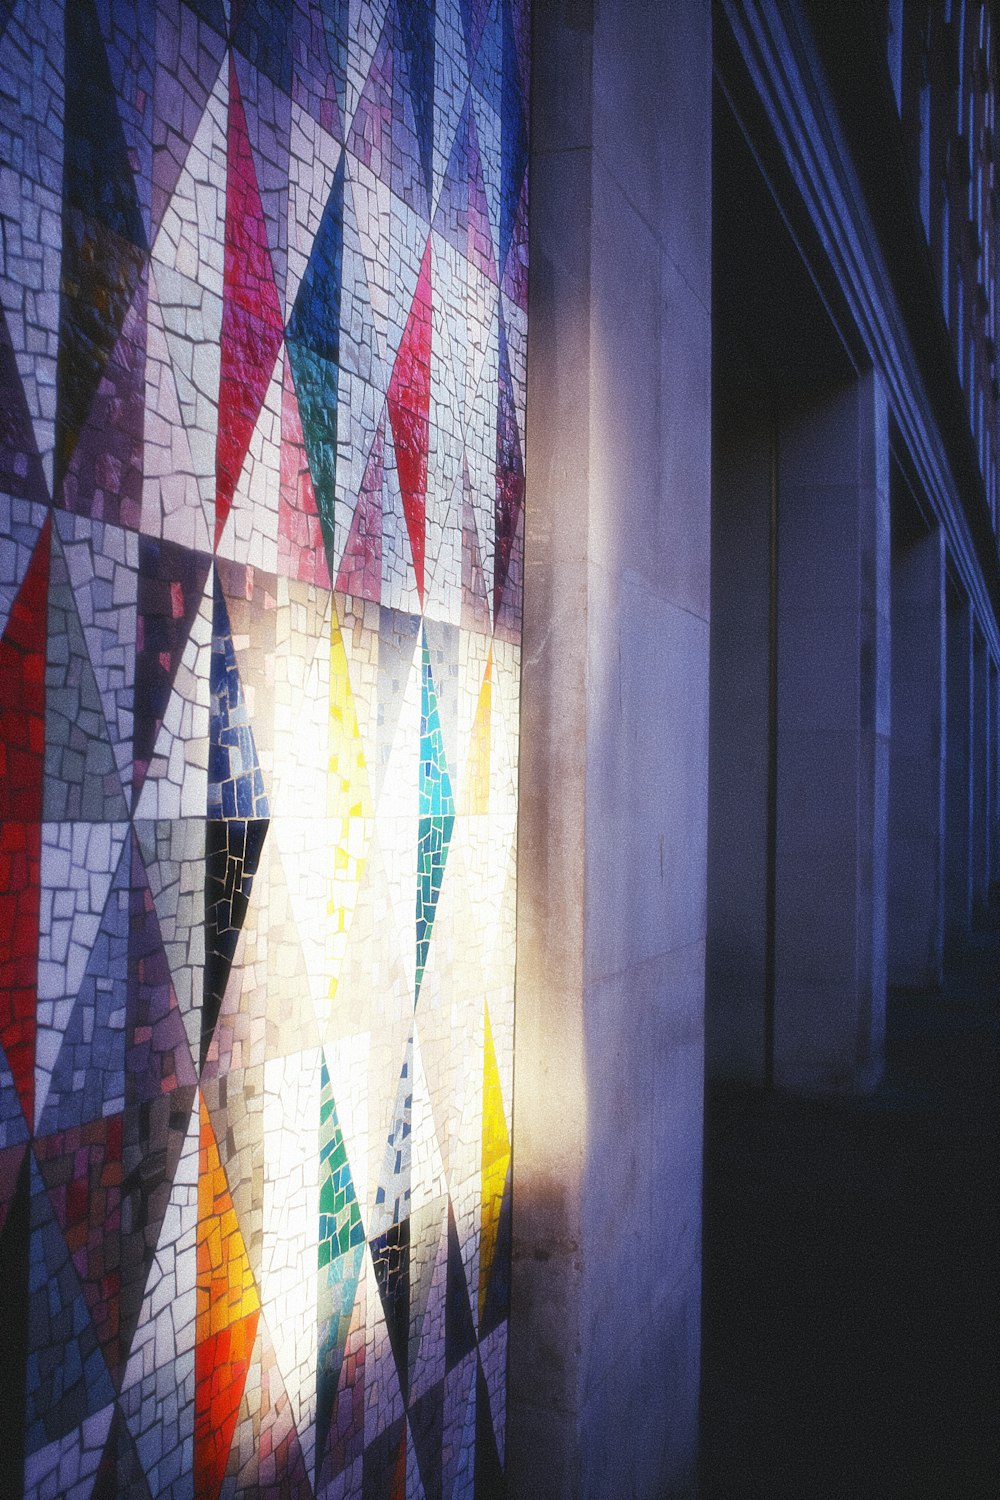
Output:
318 1055 365 1265
416 814 454 1003
419 628 455 818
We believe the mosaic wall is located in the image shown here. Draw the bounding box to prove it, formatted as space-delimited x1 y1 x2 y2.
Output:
0 0 527 1495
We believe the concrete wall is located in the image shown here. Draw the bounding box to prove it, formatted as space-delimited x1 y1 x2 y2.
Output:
511 2 711 1495
888 521 946 987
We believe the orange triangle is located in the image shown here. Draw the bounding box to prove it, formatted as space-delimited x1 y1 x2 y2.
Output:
197 1093 260 1343
194 1307 261 1500
195 1094 261 1500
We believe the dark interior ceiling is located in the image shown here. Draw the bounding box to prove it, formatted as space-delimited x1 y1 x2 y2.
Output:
712 78 858 412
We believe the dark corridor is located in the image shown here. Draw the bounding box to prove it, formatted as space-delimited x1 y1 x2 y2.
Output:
699 907 1000 1498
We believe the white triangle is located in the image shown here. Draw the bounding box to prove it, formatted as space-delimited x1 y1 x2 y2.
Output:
151 62 227 523
216 342 282 572
133 576 212 821
345 0 391 133
287 100 343 319
471 87 503 285
0 0 64 493
119 1094 198 1495
261 1047 323 1482
142 264 215 549
380 414 423 616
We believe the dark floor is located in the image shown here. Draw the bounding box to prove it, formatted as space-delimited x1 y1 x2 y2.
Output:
699 906 1000 1499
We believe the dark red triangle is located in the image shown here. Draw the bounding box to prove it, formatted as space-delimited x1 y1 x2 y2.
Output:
0 518 50 1131
215 54 285 549
35 1114 125 1380
387 240 432 602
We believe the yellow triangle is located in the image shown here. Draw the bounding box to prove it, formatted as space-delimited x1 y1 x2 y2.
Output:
329 596 374 821
479 1001 511 1322
198 1093 260 1342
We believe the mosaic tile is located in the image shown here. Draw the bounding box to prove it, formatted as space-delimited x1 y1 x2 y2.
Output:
0 0 526 1491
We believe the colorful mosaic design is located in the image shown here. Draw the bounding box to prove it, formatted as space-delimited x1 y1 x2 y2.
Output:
0 0 526 1494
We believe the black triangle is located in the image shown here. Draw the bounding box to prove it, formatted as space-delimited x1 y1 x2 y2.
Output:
370 1218 411 1407
474 1357 505 1498
0 303 48 502
445 1200 476 1373
0 1149 30 1499
203 817 269 1068
480 1162 512 1338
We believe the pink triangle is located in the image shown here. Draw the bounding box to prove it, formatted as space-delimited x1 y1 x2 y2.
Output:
278 348 331 588
336 419 384 601
216 55 285 550
386 240 432 602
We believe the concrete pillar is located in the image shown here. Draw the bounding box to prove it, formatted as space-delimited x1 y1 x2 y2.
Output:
973 630 990 916
888 522 946 988
511 3 710 1497
773 371 891 1093
945 593 974 943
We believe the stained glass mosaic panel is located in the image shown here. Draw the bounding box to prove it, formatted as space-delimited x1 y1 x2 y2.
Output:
0 0 527 1494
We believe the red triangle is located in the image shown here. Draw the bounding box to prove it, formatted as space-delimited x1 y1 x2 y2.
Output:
194 1307 261 1500
0 1141 27 1237
278 347 331 588
0 516 49 1129
387 240 432 602
336 418 384 601
216 55 285 549
389 1425 407 1500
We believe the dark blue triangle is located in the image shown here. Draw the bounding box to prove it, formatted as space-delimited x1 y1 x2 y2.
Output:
499 0 527 274
287 153 345 364
397 0 436 204
209 574 270 822
94 0 156 240
432 90 471 260
232 0 293 94
63 0 147 250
